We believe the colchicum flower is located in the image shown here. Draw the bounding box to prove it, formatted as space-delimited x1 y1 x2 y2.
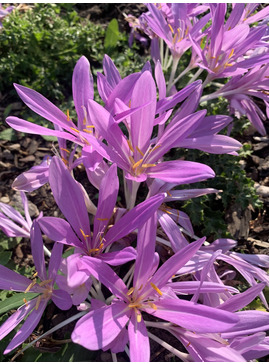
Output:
0 221 72 354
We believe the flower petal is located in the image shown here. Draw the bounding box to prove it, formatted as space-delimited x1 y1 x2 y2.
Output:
72 301 131 350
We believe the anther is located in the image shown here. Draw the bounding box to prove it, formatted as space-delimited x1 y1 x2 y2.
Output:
168 24 174 34
166 190 172 197
80 228 90 241
70 127 79 133
127 140 135 153
96 218 109 221
60 148 70 154
67 109 70 121
38 279 53 287
35 295 42 310
24 279 37 293
82 129 93 134
132 159 143 169
150 282 163 296
127 287 135 296
141 163 156 168
136 146 144 157
23 298 29 307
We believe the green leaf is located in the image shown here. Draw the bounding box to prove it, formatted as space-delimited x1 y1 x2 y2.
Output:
0 128 17 141
0 250 12 266
0 292 39 315
41 135 57 141
104 18 119 51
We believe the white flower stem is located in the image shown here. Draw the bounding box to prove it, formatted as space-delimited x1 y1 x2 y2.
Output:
167 57 180 94
11 310 87 361
111 352 117 362
43 245 51 257
147 332 192 362
187 67 203 85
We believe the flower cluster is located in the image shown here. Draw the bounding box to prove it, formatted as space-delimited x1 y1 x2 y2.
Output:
0 3 269 362
128 3 269 135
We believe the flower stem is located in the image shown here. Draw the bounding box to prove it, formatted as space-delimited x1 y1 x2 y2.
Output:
147 332 192 362
167 57 180 95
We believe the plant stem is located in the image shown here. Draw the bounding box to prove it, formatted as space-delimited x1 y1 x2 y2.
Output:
147 332 192 362
167 57 180 95
187 67 203 85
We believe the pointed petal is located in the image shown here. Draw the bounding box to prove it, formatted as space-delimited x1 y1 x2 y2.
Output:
147 160 215 184
4 299 47 354
49 157 91 246
12 155 51 192
48 243 63 281
30 220 47 281
0 300 36 341
130 71 156 156
72 302 131 350
38 217 83 249
93 164 119 243
129 312 150 362
147 298 238 333
178 135 242 154
151 237 205 289
217 283 266 312
80 256 128 300
133 214 157 289
104 193 165 247
99 246 137 266
0 265 32 291
52 289 72 310
103 54 121 88
6 117 79 144
72 56 94 129
14 84 76 130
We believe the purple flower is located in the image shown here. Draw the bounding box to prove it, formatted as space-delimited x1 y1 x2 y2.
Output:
0 191 38 237
72 216 238 361
0 221 72 354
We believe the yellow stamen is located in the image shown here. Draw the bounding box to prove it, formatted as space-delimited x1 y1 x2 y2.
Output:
136 146 144 157
129 155 135 165
228 48 234 59
225 63 233 67
83 129 93 134
138 284 143 291
86 125 95 129
186 342 191 347
38 279 53 287
128 99 131 108
80 228 90 240
60 148 70 154
168 23 174 34
148 302 157 310
88 248 100 254
23 298 28 307
66 109 70 121
96 218 109 221
149 144 162 153
24 279 37 293
185 26 189 37
135 308 142 323
132 159 143 169
70 127 79 133
141 163 156 168
35 295 42 310
61 157 68 166
150 282 163 296
166 190 172 197
163 208 173 215
32 272 38 278
127 140 135 153
172 33 177 44
83 117 86 125
127 287 135 296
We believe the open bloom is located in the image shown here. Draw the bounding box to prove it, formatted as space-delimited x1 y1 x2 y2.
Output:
0 221 72 354
38 157 166 302
72 215 239 361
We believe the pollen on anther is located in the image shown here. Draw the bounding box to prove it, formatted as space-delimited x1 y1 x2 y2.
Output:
132 159 143 169
66 109 70 121
127 287 135 296
136 146 144 157
150 282 163 296
23 298 29 307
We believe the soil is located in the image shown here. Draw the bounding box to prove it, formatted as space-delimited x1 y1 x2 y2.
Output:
0 3 269 362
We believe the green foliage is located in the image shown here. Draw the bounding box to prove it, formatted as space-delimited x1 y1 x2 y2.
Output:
0 3 105 103
104 18 120 53
0 292 38 316
175 148 262 239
